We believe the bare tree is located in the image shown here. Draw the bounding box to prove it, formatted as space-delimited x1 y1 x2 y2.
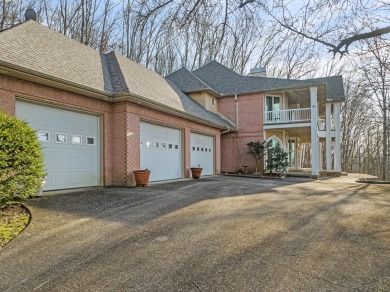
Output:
257 0 390 56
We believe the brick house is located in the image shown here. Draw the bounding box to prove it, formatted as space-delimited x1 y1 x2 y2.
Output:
167 61 345 178
0 20 344 191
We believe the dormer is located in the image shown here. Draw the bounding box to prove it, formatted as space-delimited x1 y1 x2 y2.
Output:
188 92 218 113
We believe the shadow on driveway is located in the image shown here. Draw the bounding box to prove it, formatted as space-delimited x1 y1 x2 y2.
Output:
1 175 389 291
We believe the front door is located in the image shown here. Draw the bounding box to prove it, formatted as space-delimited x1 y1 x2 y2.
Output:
288 138 301 169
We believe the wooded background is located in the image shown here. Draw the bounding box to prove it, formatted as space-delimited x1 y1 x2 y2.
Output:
1 0 389 179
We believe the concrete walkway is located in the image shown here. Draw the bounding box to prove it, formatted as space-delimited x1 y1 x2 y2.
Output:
0 175 389 291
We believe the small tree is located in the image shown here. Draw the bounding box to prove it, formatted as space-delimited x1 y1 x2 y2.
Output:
247 140 268 173
0 112 45 208
265 142 289 175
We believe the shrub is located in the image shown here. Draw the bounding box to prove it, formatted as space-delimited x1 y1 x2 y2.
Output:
265 142 289 174
0 112 45 208
247 140 268 173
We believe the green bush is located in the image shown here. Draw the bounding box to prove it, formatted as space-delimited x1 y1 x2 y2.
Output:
247 140 268 173
265 142 289 175
0 112 45 208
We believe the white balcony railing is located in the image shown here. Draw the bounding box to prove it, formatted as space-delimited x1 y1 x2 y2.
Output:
264 108 311 124
317 119 335 131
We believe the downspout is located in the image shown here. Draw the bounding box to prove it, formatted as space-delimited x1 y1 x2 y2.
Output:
221 128 231 134
235 94 239 129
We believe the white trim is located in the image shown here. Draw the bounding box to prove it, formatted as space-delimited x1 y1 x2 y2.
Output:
264 94 283 112
334 103 342 171
266 135 283 145
264 122 311 130
325 103 332 171
310 86 319 176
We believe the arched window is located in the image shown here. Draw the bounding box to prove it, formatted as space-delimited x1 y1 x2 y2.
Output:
266 136 283 148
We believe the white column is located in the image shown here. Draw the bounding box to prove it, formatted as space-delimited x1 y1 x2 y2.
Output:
334 102 341 172
325 103 332 171
319 143 323 171
310 87 319 177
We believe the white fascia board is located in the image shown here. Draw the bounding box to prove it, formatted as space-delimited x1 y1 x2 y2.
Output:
263 122 311 130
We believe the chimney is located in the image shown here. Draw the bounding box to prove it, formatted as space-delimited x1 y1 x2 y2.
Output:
248 66 266 77
25 9 37 21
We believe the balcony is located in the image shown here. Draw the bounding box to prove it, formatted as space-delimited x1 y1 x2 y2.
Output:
317 119 335 131
264 108 311 124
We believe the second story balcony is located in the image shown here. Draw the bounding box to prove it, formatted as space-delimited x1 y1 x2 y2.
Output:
264 108 311 124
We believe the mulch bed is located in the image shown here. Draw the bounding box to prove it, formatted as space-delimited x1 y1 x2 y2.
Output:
0 204 30 248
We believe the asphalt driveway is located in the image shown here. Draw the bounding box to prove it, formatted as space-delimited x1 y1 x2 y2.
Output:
1 175 389 291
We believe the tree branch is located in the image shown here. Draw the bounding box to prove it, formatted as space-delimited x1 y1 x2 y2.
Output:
238 0 256 8
335 26 390 53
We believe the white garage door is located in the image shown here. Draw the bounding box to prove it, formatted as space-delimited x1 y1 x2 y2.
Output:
15 101 100 191
140 122 182 181
190 133 214 176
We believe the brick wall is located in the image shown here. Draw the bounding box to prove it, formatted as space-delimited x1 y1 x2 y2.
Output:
0 75 222 187
218 93 264 173
125 103 221 184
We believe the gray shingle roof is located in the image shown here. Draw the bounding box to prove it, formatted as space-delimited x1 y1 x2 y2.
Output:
0 20 107 93
165 68 217 94
170 60 345 102
0 21 233 129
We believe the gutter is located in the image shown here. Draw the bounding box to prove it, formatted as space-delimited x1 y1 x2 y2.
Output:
0 61 111 100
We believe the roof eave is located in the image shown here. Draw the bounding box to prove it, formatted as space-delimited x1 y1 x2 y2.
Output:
0 61 113 101
185 88 221 97
220 83 328 97
113 92 231 130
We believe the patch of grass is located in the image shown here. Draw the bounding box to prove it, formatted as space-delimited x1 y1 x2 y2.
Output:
0 204 30 248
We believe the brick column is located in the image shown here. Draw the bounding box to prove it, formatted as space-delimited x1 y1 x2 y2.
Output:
111 103 128 186
215 133 221 174
183 127 191 178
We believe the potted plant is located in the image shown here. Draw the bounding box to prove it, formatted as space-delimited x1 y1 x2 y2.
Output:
133 169 151 187
190 165 203 179
34 177 46 197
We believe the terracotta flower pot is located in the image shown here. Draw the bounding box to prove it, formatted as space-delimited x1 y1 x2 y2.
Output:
133 169 151 187
190 167 203 179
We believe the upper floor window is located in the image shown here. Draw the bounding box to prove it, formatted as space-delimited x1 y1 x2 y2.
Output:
266 95 281 112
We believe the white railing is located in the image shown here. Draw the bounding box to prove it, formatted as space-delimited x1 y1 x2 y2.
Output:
317 119 335 131
264 108 311 124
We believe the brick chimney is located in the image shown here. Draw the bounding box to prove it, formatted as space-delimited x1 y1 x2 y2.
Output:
248 66 266 77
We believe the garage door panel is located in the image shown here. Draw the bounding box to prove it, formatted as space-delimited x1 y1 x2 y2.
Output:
71 171 97 184
140 122 182 182
54 172 70 186
190 133 214 176
54 151 70 165
16 101 100 191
